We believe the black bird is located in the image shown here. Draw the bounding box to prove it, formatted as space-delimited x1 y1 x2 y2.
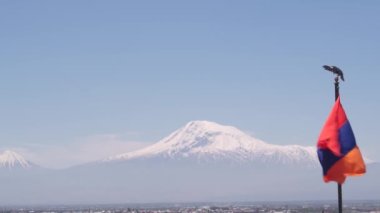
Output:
323 65 345 81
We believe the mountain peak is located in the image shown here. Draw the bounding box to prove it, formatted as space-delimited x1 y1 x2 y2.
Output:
183 120 246 136
185 120 232 130
0 150 31 169
106 120 267 162
105 121 318 166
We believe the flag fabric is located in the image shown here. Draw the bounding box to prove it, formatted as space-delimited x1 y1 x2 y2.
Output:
317 97 366 184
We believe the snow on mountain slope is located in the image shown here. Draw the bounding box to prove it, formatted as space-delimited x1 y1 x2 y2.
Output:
105 121 319 166
0 150 32 169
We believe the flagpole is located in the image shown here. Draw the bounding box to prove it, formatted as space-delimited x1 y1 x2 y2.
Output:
323 65 345 213
334 75 343 213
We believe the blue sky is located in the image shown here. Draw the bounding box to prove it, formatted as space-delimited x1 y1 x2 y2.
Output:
1 1 379 167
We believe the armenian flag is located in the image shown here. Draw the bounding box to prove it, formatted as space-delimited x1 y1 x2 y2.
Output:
317 97 366 184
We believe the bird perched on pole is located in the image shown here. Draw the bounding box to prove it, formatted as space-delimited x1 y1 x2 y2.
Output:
323 65 345 81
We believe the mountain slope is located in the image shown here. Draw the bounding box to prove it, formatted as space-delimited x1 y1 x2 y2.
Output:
105 121 319 166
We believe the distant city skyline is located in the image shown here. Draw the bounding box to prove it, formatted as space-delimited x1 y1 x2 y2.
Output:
1 1 379 168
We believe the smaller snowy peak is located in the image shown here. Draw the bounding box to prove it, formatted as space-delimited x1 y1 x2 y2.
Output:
0 150 32 169
364 157 376 165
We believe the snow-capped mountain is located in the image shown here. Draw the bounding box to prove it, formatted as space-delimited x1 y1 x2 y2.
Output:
106 121 319 166
0 150 32 169
0 121 378 205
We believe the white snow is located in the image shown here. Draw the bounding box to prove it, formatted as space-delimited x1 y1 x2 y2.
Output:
105 121 320 166
0 150 31 168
